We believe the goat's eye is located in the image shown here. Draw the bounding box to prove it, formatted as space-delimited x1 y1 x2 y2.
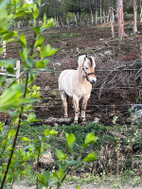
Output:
85 67 88 69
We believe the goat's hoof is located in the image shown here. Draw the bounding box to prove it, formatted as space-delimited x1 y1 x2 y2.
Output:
81 118 87 125
82 121 87 125
74 120 78 124
64 115 68 118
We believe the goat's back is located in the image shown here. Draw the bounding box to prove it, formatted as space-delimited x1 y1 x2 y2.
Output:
58 69 77 97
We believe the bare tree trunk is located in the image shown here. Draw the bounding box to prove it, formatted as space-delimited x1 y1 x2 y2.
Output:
95 0 98 24
133 0 138 34
75 13 78 27
110 7 115 38
103 9 106 23
100 0 103 23
107 9 110 23
90 7 94 25
60 16 65 27
117 0 126 40
140 0 142 22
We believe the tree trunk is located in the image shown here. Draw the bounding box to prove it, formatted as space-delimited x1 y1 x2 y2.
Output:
100 0 103 23
140 0 142 22
117 0 126 40
95 0 98 24
60 16 65 27
110 7 115 38
90 7 94 25
133 0 138 34
103 9 106 23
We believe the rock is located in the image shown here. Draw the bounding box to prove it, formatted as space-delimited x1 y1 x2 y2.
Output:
99 38 104 41
129 104 142 124
130 104 142 113
104 50 113 55
54 62 61 67
44 117 72 125
99 53 104 57
40 150 54 164
93 117 100 123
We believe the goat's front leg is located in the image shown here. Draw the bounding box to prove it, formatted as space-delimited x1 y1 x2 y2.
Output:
73 95 80 124
81 96 90 124
60 92 68 118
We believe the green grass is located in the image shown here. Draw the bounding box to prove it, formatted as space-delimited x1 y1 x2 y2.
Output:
64 173 142 188
46 32 80 42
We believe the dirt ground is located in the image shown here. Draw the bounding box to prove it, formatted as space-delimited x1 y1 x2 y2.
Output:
4 22 142 125
12 180 142 189
34 22 142 125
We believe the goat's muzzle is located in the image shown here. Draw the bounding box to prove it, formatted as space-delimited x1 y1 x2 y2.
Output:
88 75 97 85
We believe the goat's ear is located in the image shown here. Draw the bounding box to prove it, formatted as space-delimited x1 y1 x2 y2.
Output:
78 55 86 70
90 56 96 68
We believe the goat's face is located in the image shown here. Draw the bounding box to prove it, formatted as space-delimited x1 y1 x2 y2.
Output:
82 56 97 85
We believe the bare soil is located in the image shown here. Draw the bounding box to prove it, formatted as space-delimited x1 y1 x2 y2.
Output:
12 180 142 189
3 22 142 125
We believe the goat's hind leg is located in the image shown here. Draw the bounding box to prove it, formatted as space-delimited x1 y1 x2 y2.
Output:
81 96 90 124
60 92 68 118
73 95 80 124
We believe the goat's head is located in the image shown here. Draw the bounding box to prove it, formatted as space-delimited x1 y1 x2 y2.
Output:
78 55 97 84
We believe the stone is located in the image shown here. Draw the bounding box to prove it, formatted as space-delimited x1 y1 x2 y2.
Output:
54 62 61 67
93 117 100 123
129 104 142 124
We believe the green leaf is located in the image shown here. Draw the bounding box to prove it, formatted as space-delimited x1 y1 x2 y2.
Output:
0 75 7 87
34 36 44 48
42 17 56 30
19 34 27 47
0 84 36 111
27 113 37 122
6 67 15 74
85 133 98 145
33 8 39 19
46 18 56 28
56 149 67 161
40 45 47 59
33 26 41 36
44 129 58 136
76 186 81 189
3 31 17 40
22 136 31 143
0 84 24 110
37 0 41 6
36 59 50 68
58 169 64 180
15 10 26 18
2 139 8 148
66 133 76 148
8 129 16 139
84 152 97 162
0 59 17 68
43 170 50 184
40 44 58 59
38 171 50 187
38 175 46 186
0 122 4 132
53 172 60 180
50 129 58 136
19 48 28 60
25 58 36 68
46 44 58 57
